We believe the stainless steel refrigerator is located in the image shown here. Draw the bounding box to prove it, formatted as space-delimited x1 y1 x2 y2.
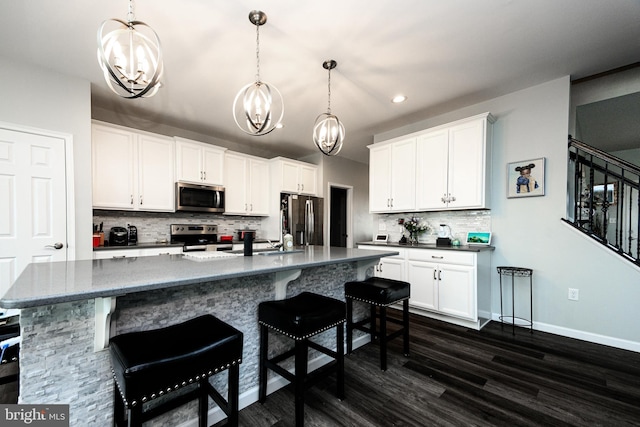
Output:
281 193 323 246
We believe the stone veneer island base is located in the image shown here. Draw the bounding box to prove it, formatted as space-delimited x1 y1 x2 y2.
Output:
2 246 398 427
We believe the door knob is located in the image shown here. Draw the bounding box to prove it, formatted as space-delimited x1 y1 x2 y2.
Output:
46 242 64 250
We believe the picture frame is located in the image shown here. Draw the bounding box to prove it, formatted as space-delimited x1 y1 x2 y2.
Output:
507 157 545 198
466 232 492 245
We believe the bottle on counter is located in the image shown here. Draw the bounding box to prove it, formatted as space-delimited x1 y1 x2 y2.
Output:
283 234 294 251
244 232 253 256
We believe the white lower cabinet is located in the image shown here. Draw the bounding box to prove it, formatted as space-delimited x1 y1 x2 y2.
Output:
358 246 406 281
407 250 476 320
93 246 182 260
358 244 491 330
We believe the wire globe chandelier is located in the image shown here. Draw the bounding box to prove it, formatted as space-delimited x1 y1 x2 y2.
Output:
313 60 345 156
97 0 163 99
233 10 284 136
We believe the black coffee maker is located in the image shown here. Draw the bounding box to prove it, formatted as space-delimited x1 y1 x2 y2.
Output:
127 224 138 246
109 227 128 246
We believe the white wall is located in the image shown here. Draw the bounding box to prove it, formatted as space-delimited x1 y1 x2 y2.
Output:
0 57 93 260
376 76 640 350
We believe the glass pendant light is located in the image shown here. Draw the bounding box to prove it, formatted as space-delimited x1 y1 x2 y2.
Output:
313 60 345 156
233 10 284 136
97 0 163 98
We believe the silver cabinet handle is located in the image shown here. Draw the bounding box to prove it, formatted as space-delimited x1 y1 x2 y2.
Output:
431 255 444 259
45 242 64 250
139 195 143 205
203 171 206 180
130 195 133 205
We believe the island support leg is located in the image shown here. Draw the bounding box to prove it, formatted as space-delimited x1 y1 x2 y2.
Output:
94 297 116 351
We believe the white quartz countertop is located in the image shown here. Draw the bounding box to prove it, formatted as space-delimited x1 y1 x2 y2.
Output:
1 246 398 309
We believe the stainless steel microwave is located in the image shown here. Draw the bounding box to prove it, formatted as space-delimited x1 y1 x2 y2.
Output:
175 182 225 213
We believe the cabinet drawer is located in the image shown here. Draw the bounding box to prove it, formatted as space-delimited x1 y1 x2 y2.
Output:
407 249 475 266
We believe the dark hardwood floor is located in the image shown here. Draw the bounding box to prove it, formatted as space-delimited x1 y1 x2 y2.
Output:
225 312 640 426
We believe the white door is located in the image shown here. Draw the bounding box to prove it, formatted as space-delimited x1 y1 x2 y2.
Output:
0 128 67 296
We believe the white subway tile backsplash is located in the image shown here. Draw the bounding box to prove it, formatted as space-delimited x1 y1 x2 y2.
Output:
373 210 491 244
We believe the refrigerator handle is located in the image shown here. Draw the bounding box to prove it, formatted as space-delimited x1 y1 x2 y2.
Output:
305 199 314 245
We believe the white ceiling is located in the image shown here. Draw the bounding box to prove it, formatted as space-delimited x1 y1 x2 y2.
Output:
1 1 639 163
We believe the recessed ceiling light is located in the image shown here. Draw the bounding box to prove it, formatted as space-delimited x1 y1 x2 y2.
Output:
391 95 407 104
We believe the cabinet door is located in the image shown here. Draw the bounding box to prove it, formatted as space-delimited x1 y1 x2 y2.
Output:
438 263 476 320
92 125 136 210
447 119 486 209
280 161 300 194
298 164 317 195
416 130 449 210
137 134 175 211
224 153 249 214
378 257 405 281
369 144 392 212
175 139 203 184
249 158 269 215
202 145 225 185
407 260 438 311
389 138 416 211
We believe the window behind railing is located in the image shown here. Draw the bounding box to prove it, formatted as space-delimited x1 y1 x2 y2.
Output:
565 137 640 266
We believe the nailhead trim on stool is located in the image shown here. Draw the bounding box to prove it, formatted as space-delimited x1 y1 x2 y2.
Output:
345 277 410 371
258 292 346 427
110 314 243 427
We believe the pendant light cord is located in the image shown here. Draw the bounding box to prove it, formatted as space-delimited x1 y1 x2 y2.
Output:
127 0 135 23
255 23 261 83
327 67 332 114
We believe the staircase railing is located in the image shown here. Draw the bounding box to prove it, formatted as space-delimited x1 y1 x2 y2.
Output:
564 137 640 267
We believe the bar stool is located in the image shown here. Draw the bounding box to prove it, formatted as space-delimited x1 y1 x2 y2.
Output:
258 292 346 427
497 266 534 335
344 276 410 371
109 314 243 427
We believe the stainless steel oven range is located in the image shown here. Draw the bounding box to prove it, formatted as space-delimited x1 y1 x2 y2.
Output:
170 224 232 252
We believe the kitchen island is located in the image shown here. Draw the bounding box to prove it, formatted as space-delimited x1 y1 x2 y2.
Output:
1 246 397 426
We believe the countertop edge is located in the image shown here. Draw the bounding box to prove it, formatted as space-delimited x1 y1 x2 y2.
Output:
357 241 495 252
1 248 399 309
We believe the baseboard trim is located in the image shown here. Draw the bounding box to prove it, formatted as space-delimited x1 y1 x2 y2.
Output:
178 333 371 427
490 313 640 353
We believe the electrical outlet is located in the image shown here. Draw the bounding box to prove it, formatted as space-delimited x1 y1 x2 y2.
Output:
568 288 579 301
378 219 386 231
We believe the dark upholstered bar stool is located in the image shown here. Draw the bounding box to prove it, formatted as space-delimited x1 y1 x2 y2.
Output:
109 315 243 427
345 277 410 371
258 292 346 427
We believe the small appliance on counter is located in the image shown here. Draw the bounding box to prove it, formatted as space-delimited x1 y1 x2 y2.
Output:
127 224 138 246
436 224 452 247
109 226 128 246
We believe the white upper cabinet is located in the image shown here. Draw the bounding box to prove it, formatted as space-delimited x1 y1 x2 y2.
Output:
369 138 416 212
271 157 318 196
371 112 494 213
417 115 493 210
224 151 269 216
175 137 226 186
92 122 175 212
